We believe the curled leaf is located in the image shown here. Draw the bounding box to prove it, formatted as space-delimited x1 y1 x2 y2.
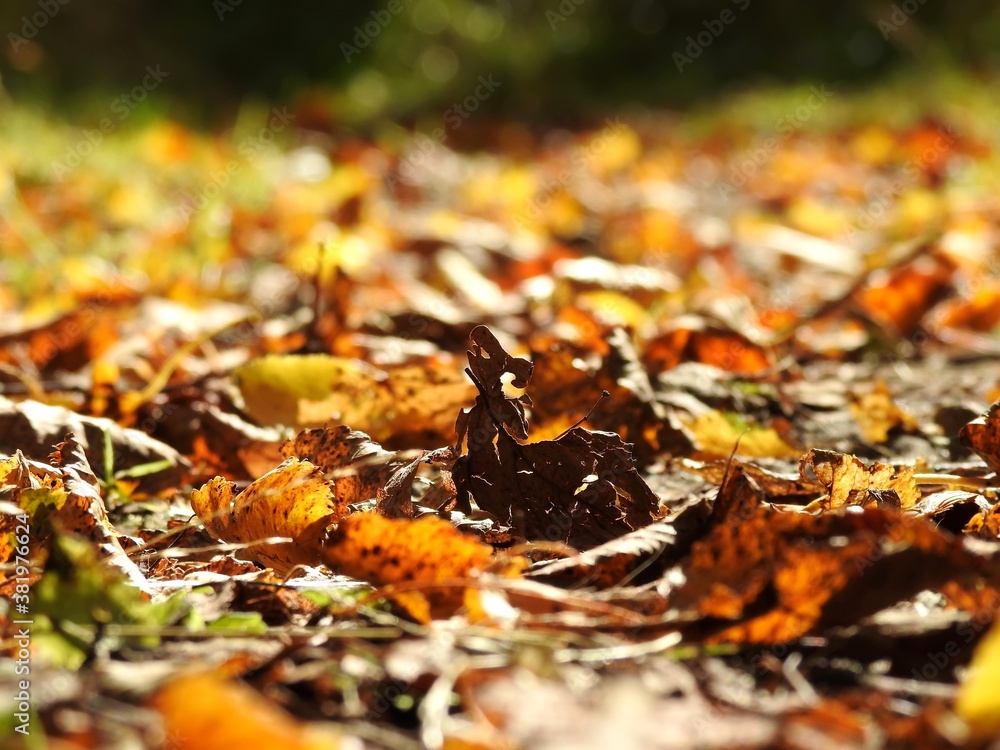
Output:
191 458 348 572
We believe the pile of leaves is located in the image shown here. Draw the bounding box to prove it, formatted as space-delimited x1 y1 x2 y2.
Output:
7 80 1000 747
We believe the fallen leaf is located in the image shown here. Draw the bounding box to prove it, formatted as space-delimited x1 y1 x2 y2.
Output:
322 512 522 622
151 671 349 750
453 326 659 549
849 381 919 444
799 449 920 510
190 457 347 573
528 519 679 589
670 470 985 644
854 255 954 336
643 320 772 375
955 616 1000 737
680 409 800 460
0 395 188 495
235 353 473 447
281 426 404 508
0 435 151 596
960 398 1000 474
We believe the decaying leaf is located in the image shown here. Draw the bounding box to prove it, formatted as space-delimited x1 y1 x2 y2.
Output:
0 395 188 495
960 398 1000 474
281 426 404 508
528 519 679 589
322 512 523 622
453 326 659 549
669 469 989 644
0 435 151 595
527 329 679 461
799 448 920 510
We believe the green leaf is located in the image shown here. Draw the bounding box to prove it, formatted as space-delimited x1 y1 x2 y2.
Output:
206 612 269 635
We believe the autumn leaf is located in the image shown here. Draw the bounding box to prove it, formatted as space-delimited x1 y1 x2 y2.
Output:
190 457 348 572
960 398 1000 474
151 671 349 749
235 353 473 446
527 518 680 589
281 426 404 507
0 435 151 595
669 469 986 644
322 512 523 623
453 326 659 549
799 448 920 510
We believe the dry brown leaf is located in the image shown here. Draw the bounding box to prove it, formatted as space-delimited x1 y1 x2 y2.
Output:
0 395 188 495
281 426 404 508
960 398 1000 474
453 326 658 549
671 470 988 644
528 519 679 589
849 381 918 444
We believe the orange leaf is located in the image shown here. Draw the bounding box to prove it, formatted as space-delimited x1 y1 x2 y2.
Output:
150 671 346 750
322 513 523 622
671 470 979 644
191 458 348 572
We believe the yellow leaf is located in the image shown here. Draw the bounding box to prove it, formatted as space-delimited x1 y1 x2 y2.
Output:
235 354 385 429
956 619 1000 737
191 458 348 572
681 410 799 460
235 355 472 445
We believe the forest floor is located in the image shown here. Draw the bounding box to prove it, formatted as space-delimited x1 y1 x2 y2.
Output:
4 71 1000 748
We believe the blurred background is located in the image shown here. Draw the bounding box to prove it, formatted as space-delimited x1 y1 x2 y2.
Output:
2 0 998 127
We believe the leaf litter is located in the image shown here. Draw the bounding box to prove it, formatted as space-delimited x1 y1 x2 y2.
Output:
8 89 1000 748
